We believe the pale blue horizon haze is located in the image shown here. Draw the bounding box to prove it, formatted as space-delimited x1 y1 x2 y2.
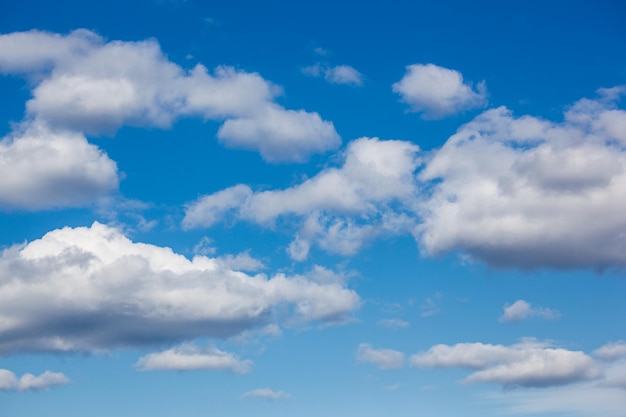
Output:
1 1 626 416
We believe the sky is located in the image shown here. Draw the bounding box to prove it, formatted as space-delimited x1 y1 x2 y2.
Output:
1 0 626 416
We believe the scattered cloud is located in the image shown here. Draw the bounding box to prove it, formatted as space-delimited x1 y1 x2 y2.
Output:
242 388 291 400
593 341 626 361
420 295 441 318
500 300 561 323
0 121 118 210
0 222 360 354
0 29 340 163
485 377 626 417
411 338 601 388
303 63 363 86
0 369 70 392
135 343 252 373
377 318 409 328
356 343 404 370
417 87 626 269
393 63 487 119
183 137 421 259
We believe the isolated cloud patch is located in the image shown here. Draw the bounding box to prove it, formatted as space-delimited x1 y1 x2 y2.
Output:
593 341 626 362
0 222 359 354
0 369 69 392
356 343 404 370
242 388 291 400
217 105 340 162
417 87 626 269
302 63 363 86
135 343 252 373
0 122 118 210
0 29 340 162
393 63 487 119
183 137 421 259
411 339 600 388
499 300 560 323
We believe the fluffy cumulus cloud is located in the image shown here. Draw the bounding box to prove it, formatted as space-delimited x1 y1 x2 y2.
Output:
135 343 252 373
499 300 560 323
242 388 291 400
417 88 626 269
393 63 487 119
183 137 421 259
0 122 118 210
356 343 405 370
302 63 363 86
411 339 601 388
0 29 340 162
0 222 359 354
0 369 69 392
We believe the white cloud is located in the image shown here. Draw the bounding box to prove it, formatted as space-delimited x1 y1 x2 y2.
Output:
411 339 601 388
302 63 363 86
0 369 69 392
135 343 252 373
183 137 421 259
242 388 291 400
217 105 340 162
0 29 340 162
217 251 266 272
417 88 626 269
0 122 118 210
377 318 409 328
393 63 487 119
500 300 560 323
0 222 359 354
356 343 404 370
593 341 626 361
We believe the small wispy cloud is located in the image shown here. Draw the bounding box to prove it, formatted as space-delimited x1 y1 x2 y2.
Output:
500 300 561 323
242 388 291 400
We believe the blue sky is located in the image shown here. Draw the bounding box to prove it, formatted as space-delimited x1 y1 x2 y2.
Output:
1 1 626 416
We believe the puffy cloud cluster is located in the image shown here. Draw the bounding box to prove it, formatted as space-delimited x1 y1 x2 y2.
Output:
0 29 341 210
0 222 359 354
417 88 626 269
0 369 69 392
183 137 421 259
410 339 601 388
184 86 626 269
356 343 405 370
135 343 252 373
499 300 560 323
0 29 340 162
393 63 487 119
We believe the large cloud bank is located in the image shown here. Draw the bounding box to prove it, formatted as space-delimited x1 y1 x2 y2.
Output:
0 222 359 354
